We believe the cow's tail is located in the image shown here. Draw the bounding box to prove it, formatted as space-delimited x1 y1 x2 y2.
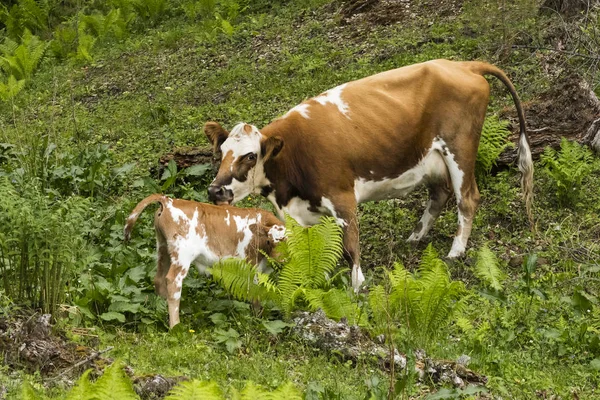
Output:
124 194 166 242
468 61 534 229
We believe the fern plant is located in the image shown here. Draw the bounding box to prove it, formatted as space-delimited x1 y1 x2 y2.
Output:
0 29 48 81
0 0 50 39
476 116 513 180
65 361 137 400
474 244 506 291
370 244 467 348
211 216 364 324
540 138 594 206
164 380 222 400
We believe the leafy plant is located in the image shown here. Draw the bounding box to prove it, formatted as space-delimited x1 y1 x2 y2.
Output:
473 244 506 291
165 380 223 400
0 29 48 81
0 176 91 314
370 245 467 348
476 116 513 180
541 138 594 206
211 216 364 324
0 0 50 39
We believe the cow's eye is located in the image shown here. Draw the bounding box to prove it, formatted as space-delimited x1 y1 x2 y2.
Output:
246 153 256 161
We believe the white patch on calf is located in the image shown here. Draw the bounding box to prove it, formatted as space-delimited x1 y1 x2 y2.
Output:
282 103 310 119
233 214 260 258
268 224 286 243
354 149 447 203
165 199 188 223
225 210 231 226
314 83 350 118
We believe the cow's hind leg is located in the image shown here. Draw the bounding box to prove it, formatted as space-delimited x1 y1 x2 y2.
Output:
407 175 452 243
436 139 480 258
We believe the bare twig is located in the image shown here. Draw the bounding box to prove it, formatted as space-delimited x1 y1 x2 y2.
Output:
50 346 114 380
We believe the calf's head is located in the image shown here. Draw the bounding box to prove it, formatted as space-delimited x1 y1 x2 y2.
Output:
205 122 283 204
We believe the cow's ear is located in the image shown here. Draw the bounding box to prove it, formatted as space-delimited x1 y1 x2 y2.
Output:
204 122 229 153
261 136 284 162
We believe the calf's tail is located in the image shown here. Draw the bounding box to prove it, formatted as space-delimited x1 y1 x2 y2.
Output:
468 61 534 229
123 194 166 241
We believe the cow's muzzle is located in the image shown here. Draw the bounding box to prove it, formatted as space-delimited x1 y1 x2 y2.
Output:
208 185 234 205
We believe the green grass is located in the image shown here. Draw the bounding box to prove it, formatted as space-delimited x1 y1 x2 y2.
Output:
1 0 600 398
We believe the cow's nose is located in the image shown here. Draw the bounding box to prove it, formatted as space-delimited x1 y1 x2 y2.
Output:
208 185 224 201
208 185 233 204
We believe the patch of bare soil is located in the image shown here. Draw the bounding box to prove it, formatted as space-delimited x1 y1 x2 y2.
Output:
499 71 600 165
338 0 463 25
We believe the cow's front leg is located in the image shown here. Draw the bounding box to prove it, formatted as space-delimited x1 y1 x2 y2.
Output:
327 197 364 293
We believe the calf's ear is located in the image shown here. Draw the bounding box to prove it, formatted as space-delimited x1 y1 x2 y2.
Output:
261 136 284 162
204 122 229 153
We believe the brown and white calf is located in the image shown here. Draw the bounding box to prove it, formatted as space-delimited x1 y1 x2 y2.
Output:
204 59 534 292
124 194 285 328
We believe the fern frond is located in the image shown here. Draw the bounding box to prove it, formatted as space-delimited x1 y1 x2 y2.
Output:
20 380 41 400
165 380 222 400
65 369 94 400
368 284 389 331
474 245 505 291
476 116 513 179
92 360 138 400
284 215 343 288
209 258 275 303
418 243 444 272
304 287 364 325
232 381 302 400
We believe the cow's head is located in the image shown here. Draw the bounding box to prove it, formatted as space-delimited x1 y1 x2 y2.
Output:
205 122 283 204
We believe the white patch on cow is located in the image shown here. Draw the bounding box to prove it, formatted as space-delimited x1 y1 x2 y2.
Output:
219 123 271 203
352 263 365 293
278 197 347 227
448 211 468 258
314 83 350 117
280 197 323 227
407 201 434 242
128 212 138 221
354 148 447 203
233 214 260 258
268 224 286 243
282 103 310 119
517 133 534 179
320 197 347 227
165 199 188 223
433 137 464 203
225 210 231 226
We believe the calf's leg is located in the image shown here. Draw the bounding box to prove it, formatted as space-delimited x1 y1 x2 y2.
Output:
165 260 191 328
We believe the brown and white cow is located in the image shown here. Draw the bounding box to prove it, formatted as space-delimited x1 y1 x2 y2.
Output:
204 59 534 292
124 194 285 328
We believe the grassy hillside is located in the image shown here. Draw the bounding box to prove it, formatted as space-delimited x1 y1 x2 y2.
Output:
1 0 600 398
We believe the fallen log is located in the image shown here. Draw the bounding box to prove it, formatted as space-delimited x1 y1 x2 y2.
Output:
498 72 600 166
